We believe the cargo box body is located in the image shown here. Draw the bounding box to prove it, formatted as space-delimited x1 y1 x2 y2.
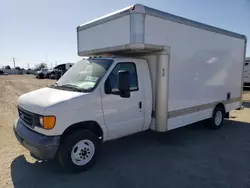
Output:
77 4 246 131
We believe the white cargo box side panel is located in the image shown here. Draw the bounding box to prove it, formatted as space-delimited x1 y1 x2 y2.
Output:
144 15 245 112
78 15 130 53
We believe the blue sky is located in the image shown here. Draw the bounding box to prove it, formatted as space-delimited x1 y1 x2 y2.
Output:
1 0 249 68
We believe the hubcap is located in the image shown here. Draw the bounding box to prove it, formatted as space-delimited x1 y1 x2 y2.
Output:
215 111 223 126
71 139 95 166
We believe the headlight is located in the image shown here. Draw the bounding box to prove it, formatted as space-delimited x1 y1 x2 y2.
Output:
39 116 56 130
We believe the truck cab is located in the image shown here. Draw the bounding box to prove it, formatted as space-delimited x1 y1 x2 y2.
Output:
14 57 152 172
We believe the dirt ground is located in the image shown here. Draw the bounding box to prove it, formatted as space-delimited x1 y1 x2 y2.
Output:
1 75 250 188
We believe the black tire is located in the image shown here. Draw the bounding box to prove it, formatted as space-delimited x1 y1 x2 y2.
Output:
58 130 101 173
206 105 225 129
38 73 44 79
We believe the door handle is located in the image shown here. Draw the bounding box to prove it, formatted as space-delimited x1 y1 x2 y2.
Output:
139 101 142 109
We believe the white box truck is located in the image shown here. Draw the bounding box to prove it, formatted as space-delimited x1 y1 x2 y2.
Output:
13 4 247 172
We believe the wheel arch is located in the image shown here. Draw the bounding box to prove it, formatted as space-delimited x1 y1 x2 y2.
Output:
205 102 226 129
60 121 104 144
214 102 226 114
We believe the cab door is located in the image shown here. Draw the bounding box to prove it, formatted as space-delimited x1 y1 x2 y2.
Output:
101 61 144 140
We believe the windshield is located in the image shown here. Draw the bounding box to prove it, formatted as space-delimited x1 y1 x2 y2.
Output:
55 59 113 92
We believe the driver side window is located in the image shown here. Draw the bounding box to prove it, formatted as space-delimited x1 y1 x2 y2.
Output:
105 62 138 94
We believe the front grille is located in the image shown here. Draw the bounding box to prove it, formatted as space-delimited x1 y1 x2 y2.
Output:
18 107 34 127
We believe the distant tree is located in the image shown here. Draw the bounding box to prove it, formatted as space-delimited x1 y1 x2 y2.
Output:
5 65 11 69
26 68 33 74
35 63 47 70
15 66 21 70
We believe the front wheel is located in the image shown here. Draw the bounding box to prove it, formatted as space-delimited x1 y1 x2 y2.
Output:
58 130 101 173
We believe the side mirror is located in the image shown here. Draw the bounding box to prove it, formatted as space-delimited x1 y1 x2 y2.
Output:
118 70 130 98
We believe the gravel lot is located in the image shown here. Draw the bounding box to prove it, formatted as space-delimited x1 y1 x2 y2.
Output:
1 75 250 188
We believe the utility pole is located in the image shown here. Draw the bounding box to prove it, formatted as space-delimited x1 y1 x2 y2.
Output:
46 52 48 68
13 57 15 68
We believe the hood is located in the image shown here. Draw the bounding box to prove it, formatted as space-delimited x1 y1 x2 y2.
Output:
18 87 84 114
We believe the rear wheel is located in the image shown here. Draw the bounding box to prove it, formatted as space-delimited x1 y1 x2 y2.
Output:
58 130 101 173
206 105 225 129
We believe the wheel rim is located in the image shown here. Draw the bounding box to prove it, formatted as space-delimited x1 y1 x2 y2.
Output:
215 111 223 126
71 139 95 166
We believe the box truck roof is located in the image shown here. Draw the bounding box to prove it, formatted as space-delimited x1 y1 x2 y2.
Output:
77 4 246 40
77 4 246 56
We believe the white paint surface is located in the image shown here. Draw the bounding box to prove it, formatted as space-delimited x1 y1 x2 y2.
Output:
168 108 213 130
18 87 108 139
225 101 241 112
144 15 245 111
78 16 130 52
100 58 146 140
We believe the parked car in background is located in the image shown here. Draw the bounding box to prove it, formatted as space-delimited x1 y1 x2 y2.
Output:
0 70 9 75
49 71 56 79
53 63 74 80
35 63 74 80
26 69 35 75
36 68 52 79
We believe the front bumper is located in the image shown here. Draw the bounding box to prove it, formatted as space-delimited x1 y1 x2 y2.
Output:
13 119 60 160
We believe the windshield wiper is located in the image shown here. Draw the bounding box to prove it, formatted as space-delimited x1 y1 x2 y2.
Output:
60 84 84 92
50 84 83 92
50 83 90 92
